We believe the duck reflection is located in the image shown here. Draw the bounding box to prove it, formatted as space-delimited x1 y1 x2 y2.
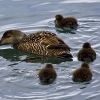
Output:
0 48 72 64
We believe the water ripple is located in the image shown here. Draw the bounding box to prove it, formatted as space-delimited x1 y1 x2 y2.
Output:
0 1 100 100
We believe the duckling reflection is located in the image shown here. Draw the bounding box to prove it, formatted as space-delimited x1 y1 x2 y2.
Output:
77 42 96 62
72 63 92 82
38 64 57 85
54 14 78 33
0 30 73 59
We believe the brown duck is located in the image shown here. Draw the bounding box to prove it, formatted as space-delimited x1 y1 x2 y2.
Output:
55 14 78 30
0 30 72 58
72 63 92 82
77 42 96 62
38 64 57 84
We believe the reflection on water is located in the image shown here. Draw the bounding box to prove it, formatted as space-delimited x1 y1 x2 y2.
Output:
0 0 100 100
0 48 72 64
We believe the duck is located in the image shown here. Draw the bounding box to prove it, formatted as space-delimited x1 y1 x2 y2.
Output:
72 63 92 82
77 42 96 62
0 30 73 58
38 64 57 84
54 14 78 31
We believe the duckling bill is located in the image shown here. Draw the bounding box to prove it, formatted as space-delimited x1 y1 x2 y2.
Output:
38 64 57 84
72 63 92 82
0 30 73 58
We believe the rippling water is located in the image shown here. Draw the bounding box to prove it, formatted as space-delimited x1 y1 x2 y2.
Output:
0 0 100 100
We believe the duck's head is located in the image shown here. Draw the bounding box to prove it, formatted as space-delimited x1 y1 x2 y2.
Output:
81 63 89 68
0 30 26 45
83 42 91 48
55 14 64 21
45 64 54 69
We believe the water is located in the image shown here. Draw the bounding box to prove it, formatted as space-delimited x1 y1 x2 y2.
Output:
0 0 100 100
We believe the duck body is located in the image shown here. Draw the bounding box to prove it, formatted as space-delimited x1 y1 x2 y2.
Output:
0 30 72 58
55 14 78 32
72 63 92 82
77 42 96 62
38 64 57 84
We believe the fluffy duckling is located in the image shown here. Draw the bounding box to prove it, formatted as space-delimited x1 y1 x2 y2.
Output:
38 64 57 84
0 30 73 58
72 63 92 82
77 42 96 62
55 14 78 31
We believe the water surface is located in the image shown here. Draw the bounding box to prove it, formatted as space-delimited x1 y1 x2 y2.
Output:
0 0 100 100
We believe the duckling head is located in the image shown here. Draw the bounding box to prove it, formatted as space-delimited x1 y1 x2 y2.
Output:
81 63 89 68
0 30 26 45
45 64 54 69
83 42 91 48
55 14 64 21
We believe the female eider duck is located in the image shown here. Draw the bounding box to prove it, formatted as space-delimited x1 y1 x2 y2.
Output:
55 14 78 31
0 30 72 58
77 42 96 62
72 63 92 82
38 64 57 84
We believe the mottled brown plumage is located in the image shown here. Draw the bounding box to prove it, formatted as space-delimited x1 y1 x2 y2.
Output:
55 14 78 30
77 42 96 62
38 64 57 84
72 63 92 82
0 30 72 58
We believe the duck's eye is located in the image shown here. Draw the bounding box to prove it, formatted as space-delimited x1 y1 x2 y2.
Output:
5 35 11 38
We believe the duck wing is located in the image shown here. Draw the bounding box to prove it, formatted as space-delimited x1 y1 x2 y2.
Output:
14 31 71 57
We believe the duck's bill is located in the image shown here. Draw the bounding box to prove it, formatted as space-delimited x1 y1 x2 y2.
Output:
0 38 12 45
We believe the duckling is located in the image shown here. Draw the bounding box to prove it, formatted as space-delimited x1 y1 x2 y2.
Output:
0 30 73 58
55 14 78 31
38 64 57 84
77 42 96 62
72 63 92 82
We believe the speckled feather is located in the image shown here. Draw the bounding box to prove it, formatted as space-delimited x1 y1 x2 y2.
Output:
14 31 71 57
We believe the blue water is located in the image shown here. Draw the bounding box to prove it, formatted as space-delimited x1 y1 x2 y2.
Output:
0 0 100 100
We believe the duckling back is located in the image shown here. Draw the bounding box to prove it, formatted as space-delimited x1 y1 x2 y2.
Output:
64 17 78 30
77 42 96 62
72 63 92 82
77 48 96 62
38 64 57 84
